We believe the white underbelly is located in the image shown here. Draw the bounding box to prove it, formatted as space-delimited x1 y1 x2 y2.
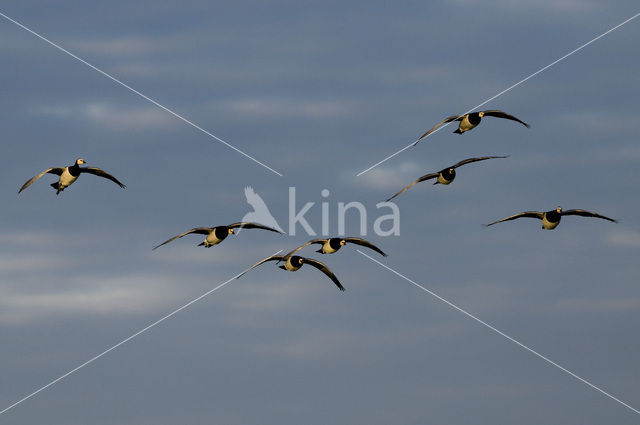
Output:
205 233 222 245
323 241 338 253
59 169 78 188
437 175 452 185
458 116 475 132
542 216 560 230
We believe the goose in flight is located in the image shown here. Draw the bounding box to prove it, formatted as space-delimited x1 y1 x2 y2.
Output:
237 254 345 291
386 156 507 201
18 158 125 195
413 110 529 145
153 222 282 250
486 206 617 230
283 237 387 258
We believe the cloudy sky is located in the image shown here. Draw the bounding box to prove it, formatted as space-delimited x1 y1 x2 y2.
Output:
1 1 639 423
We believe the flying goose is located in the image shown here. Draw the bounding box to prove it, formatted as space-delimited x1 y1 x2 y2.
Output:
152 222 282 249
237 254 345 291
18 158 125 195
486 206 617 230
413 110 529 145
283 237 387 258
386 156 507 201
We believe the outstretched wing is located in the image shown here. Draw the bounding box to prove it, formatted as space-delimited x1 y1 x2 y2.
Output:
236 255 285 279
481 110 530 128
80 167 126 188
562 209 617 223
344 237 387 257
152 227 213 250
486 211 544 227
18 167 64 193
302 258 345 291
452 155 509 169
282 239 328 258
228 222 283 234
385 172 439 201
413 115 461 146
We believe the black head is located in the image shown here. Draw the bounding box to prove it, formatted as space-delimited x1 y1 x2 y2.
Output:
213 226 231 240
328 238 343 250
468 112 482 124
289 256 304 266
441 167 456 180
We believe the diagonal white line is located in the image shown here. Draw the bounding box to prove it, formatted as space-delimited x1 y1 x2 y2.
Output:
357 250 640 415
356 11 640 177
0 10 283 177
0 250 282 416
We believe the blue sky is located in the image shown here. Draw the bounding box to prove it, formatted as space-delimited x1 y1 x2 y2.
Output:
1 1 639 424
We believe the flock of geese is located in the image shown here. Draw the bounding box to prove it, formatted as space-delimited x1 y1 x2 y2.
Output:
18 108 617 291
387 109 617 231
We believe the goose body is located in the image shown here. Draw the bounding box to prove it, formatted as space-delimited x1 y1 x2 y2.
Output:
152 222 282 250
283 237 388 258
386 156 507 201
487 206 617 230
413 110 529 145
18 158 125 195
456 113 481 134
57 166 80 191
237 254 345 291
437 167 456 185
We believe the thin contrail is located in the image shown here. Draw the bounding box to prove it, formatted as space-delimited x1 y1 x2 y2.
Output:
356 11 640 177
358 250 640 416
0 10 283 177
0 251 282 416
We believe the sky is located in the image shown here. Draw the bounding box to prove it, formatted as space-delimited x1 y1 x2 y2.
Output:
1 1 639 423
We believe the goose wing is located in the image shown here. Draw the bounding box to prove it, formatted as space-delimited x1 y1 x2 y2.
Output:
413 115 461 146
301 258 345 291
452 155 509 169
282 239 328 258
385 172 439 201
228 222 283 233
18 167 64 193
152 227 213 250
561 209 617 223
236 255 285 279
486 211 544 226
344 237 387 257
80 167 126 188
481 110 530 128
